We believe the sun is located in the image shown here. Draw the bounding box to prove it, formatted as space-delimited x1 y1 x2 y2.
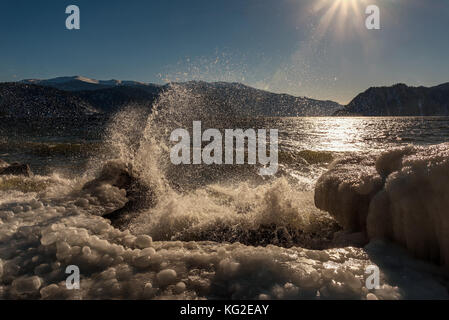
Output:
311 0 369 40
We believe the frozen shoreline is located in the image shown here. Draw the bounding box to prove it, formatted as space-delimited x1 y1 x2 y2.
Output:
1 158 448 299
315 143 449 268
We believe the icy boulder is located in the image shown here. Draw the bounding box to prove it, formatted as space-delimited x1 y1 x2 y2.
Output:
314 153 383 232
315 143 449 267
11 276 42 298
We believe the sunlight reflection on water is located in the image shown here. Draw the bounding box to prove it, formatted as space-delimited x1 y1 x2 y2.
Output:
277 116 449 153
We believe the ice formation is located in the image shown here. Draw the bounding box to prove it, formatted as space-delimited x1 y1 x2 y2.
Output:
315 143 449 267
0 171 448 300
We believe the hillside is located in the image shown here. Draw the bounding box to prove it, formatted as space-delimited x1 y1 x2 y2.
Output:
21 76 161 92
171 81 343 117
1 77 343 118
0 83 97 118
75 86 161 113
336 83 449 116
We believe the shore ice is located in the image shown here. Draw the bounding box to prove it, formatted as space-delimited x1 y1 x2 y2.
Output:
0 177 448 300
315 143 449 268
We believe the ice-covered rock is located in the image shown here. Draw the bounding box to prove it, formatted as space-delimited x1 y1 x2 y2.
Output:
314 154 383 232
315 143 449 267
83 161 156 229
11 276 42 297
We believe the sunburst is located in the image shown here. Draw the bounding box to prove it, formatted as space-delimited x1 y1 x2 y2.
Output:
311 0 369 40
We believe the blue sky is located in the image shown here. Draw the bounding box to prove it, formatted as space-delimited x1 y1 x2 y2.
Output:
1 0 448 104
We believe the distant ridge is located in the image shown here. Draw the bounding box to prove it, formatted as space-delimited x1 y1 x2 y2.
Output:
0 77 343 118
0 83 97 118
21 76 161 92
167 81 343 117
336 82 449 116
4 77 449 118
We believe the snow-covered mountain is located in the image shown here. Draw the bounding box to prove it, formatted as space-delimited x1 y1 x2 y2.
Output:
21 76 160 92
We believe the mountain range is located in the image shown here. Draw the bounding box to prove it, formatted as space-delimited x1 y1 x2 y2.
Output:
1 76 343 118
1 76 449 118
21 76 161 92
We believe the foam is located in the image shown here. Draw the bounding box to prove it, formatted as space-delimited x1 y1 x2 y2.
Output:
128 178 339 248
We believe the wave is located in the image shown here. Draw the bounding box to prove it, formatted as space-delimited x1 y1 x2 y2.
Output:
128 178 340 249
279 150 334 166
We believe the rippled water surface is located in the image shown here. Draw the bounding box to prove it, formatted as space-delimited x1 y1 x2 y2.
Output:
2 116 449 173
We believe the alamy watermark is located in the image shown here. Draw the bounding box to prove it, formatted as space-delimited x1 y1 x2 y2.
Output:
365 5 380 30
65 265 80 290
365 265 380 290
170 121 279 175
65 4 379 31
66 5 80 30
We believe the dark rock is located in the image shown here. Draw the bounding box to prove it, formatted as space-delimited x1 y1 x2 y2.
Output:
83 161 156 229
0 163 32 177
83 161 135 192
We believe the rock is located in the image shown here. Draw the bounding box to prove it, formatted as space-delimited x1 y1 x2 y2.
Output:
366 293 379 300
40 284 61 299
132 254 152 269
83 161 134 191
0 162 32 177
82 161 157 229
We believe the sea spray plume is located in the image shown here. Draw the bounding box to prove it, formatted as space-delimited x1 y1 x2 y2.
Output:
88 84 329 246
96 82 217 195
124 83 277 188
84 84 238 227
